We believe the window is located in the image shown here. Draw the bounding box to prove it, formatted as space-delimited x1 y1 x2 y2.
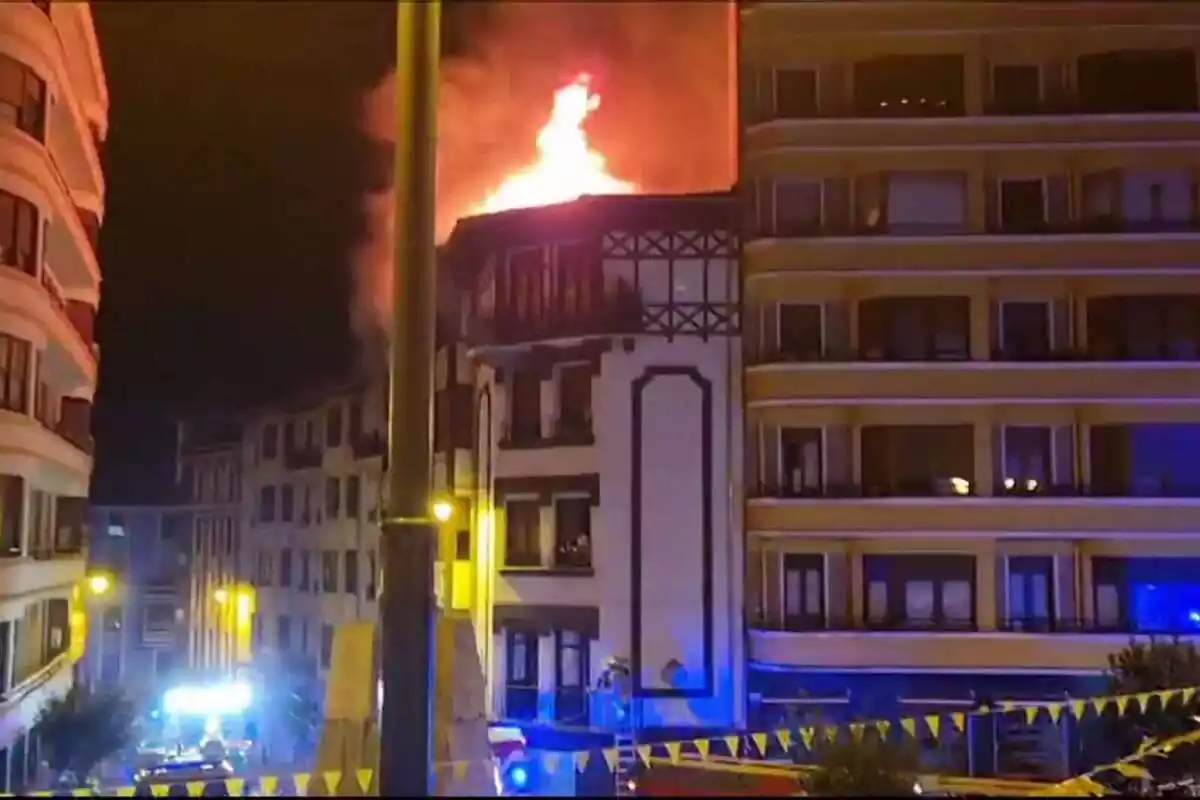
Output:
279 548 293 588
777 304 823 360
325 477 340 518
505 629 539 720
283 421 296 451
0 475 22 557
366 550 377 600
853 54 966 117
783 554 826 630
0 192 38 276
0 57 46 140
1087 295 1200 361
344 549 359 594
320 624 334 669
1078 50 1198 114
885 172 967 233
1006 556 1053 631
557 365 592 436
326 405 343 448
859 297 970 361
300 485 312 525
261 424 278 460
509 373 541 442
298 550 310 591
773 179 822 236
504 500 541 567
990 64 1040 114
277 615 292 651
345 475 361 520
999 301 1052 359
774 68 818 119
348 400 363 442
256 551 272 587
864 555 976 629
780 427 823 495
554 630 590 724
997 179 1046 233
553 497 591 569
322 550 339 592
258 486 276 523
0 335 31 412
1001 426 1052 495
861 425 975 497
1091 423 1200 497
280 484 294 523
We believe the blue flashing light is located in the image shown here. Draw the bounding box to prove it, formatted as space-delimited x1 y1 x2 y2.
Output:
508 764 530 791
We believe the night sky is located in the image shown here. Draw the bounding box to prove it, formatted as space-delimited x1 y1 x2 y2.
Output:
90 3 476 502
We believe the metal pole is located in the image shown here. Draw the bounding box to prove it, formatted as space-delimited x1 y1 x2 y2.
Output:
379 0 441 796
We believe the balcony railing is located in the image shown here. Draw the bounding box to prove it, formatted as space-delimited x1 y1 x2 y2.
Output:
466 292 643 349
752 216 1200 241
753 615 1200 637
284 446 323 470
44 419 93 455
753 481 1200 501
751 342 1200 366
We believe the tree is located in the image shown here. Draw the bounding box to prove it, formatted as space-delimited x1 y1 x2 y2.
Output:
36 682 135 785
801 731 921 797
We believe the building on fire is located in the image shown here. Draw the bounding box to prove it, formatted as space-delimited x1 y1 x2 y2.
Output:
740 0 1200 777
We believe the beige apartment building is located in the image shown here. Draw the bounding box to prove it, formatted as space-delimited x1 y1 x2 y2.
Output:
741 0 1200 776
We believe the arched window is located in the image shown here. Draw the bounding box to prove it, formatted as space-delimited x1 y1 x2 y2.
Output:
0 56 46 140
0 190 39 274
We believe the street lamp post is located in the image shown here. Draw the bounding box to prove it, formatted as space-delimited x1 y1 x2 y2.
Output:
379 1 442 796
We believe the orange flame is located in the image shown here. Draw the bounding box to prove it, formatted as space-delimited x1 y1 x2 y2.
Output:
475 74 635 215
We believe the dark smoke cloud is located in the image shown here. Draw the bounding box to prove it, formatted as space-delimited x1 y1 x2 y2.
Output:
351 0 734 345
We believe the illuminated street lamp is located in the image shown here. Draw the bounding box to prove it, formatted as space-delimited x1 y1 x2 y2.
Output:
432 499 454 524
86 572 112 597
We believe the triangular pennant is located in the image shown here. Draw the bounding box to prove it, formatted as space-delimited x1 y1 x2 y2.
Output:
1024 706 1040 725
775 728 792 751
637 745 653 767
997 701 1016 713
574 751 590 773
287 773 305 796
1158 689 1178 708
722 734 740 756
925 715 940 738
1070 699 1087 719
115 789 136 798
750 732 768 755
225 779 245 797
694 738 711 760
72 791 93 798
545 752 560 774
453 761 468 781
800 727 816 750
356 768 373 793
1048 703 1064 724
323 770 342 793
824 725 838 744
900 718 917 738
150 787 169 798
186 782 205 797
1116 696 1130 715
602 748 619 773
1183 687 1197 705
849 723 865 742
665 742 683 764
1091 697 1108 716
1135 692 1154 713
950 713 965 732
875 720 892 739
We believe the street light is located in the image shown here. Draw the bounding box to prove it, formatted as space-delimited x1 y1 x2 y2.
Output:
432 499 454 524
380 1 441 796
86 573 112 597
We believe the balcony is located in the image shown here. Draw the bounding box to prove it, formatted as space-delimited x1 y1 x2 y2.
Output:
0 652 72 744
284 446 323 471
466 292 642 351
350 432 385 461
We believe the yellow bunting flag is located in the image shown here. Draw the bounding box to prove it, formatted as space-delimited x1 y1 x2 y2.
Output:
1116 695 1131 715
694 738 711 760
849 723 865 742
453 761 468 781
824 725 838 744
1070 699 1087 719
356 768 373 793
751 732 768 755
901 717 917 738
574 751 590 773
950 713 965 733
286 774 303 796
323 770 342 793
1048 703 1064 724
150 787 169 798
602 748 619 773
1091 697 1108 716
1115 763 1153 780
1183 687 1196 705
801 727 816 750
545 753 560 774
114 789 135 798
775 728 792 751
723 734 740 756
925 715 940 739
1024 706 1040 725
187 782 205 797
226 778 246 796
1158 689 1178 708
665 741 683 764
637 745 653 766
875 720 892 739
1135 692 1153 713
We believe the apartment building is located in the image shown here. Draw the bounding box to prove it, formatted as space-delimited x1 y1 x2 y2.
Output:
435 193 744 735
0 1 107 793
741 0 1200 777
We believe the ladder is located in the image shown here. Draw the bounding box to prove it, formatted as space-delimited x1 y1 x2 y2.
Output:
614 728 639 797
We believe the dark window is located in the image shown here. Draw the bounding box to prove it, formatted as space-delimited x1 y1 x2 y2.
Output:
859 297 970 361
508 247 548 323
344 549 359 594
990 65 1040 114
261 424 279 460
300 486 312 525
279 548 293 588
320 624 334 669
345 475 361 520
1001 426 1052 494
1006 556 1054 631
773 179 822 236
853 54 965 117
0 475 21 557
999 301 1052 359
505 500 541 567
366 550 377 600
283 421 296 450
326 405 343 448
505 629 539 720
299 620 309 654
455 530 471 560
325 477 340 518
322 550 338 592
997 179 1045 233
774 69 818 119
553 497 591 569
864 555 976 630
861 425 975 497
1094 557 1200 634
783 554 825 630
780 427 823 495
1090 424 1200 497
554 630 589 724
298 550 310 591
0 335 31 412
778 304 823 360
1087 295 1200 361
256 551 272 587
280 484 294 523
258 486 276 523
348 401 364 442
1078 50 1197 114
0 56 46 140
558 365 592 437
509 373 541 442
277 616 292 651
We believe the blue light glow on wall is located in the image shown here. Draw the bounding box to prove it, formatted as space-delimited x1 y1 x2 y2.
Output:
1127 558 1200 633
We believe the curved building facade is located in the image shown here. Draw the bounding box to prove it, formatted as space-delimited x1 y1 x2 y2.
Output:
0 0 107 791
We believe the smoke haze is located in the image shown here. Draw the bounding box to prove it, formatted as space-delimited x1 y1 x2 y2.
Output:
351 0 734 346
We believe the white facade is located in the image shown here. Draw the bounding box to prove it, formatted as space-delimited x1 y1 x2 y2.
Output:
0 1 106 791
